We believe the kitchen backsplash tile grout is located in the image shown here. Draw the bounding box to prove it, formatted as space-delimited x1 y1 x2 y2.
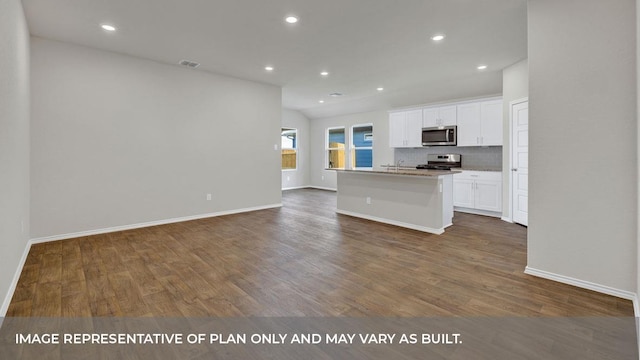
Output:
392 146 502 170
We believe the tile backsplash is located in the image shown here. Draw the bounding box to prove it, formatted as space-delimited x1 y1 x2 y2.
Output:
393 146 502 170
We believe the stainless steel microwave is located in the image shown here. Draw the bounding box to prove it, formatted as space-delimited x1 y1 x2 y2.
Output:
422 126 457 146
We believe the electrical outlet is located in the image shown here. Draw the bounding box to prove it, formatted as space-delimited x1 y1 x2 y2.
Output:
366 197 371 205
274 144 278 151
287 176 290 181
206 194 212 201
321 176 325 181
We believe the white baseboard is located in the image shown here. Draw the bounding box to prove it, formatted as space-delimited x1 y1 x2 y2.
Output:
30 203 282 244
307 186 337 192
633 293 639 318
1 203 284 315
281 186 309 191
336 209 444 235
1 239 33 316
454 207 502 218
501 216 514 223
525 266 637 305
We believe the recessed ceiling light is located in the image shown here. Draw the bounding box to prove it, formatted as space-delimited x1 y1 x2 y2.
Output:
377 87 384 91
319 100 325 104
265 66 274 71
431 34 445 41
477 65 488 70
101 24 116 32
320 71 329 76
285 16 299 24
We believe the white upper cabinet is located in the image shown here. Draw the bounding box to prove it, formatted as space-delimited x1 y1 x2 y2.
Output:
405 110 423 147
479 100 503 146
389 97 502 148
456 99 503 146
423 105 457 128
389 109 422 148
389 112 406 148
456 102 482 147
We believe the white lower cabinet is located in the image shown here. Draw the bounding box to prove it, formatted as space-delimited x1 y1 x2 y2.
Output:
453 171 502 216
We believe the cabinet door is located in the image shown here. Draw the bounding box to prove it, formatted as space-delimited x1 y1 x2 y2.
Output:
453 179 475 208
389 112 406 148
456 102 481 146
422 107 439 128
480 100 503 146
405 109 423 147
439 105 457 126
475 180 502 212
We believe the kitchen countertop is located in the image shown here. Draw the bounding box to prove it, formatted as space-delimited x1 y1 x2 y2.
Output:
330 168 460 177
378 165 502 172
459 167 502 172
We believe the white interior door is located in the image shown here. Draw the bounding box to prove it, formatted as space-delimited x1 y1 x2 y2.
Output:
511 100 529 226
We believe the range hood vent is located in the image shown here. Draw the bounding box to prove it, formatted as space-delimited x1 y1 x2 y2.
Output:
178 59 200 68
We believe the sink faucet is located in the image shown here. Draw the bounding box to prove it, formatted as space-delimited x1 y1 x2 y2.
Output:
396 160 404 171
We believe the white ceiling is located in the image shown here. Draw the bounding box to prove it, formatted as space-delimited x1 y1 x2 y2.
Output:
22 0 528 119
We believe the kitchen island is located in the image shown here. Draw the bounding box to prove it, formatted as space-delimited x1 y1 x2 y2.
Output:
334 168 458 234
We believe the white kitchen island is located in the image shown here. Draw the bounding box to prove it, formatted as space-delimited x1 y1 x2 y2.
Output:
334 168 458 235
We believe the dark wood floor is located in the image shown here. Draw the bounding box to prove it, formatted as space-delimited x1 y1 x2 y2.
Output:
7 189 633 317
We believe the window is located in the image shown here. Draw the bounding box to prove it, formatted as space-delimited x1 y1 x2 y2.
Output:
326 127 345 169
351 124 373 169
281 128 297 170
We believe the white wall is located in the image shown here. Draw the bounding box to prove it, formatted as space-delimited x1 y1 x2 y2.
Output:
502 59 529 219
0 0 30 314
528 0 636 294
309 110 393 190
30 37 282 239
282 109 310 190
637 0 640 317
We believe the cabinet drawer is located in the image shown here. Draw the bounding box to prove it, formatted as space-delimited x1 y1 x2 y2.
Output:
453 170 502 181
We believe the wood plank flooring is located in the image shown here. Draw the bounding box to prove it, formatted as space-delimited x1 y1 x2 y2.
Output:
7 189 634 317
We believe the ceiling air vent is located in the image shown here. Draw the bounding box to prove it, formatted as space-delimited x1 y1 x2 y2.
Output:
178 59 200 68
329 92 343 97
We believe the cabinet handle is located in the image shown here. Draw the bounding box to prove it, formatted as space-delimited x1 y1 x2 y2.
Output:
511 168 518 172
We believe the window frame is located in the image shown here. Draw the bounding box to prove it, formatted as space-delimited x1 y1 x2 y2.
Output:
350 123 374 170
326 126 346 169
281 127 298 171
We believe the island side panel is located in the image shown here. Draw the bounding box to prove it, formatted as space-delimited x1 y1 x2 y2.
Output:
336 171 447 234
442 175 453 228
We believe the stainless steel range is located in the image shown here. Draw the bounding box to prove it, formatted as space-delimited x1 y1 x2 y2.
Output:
416 154 461 170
